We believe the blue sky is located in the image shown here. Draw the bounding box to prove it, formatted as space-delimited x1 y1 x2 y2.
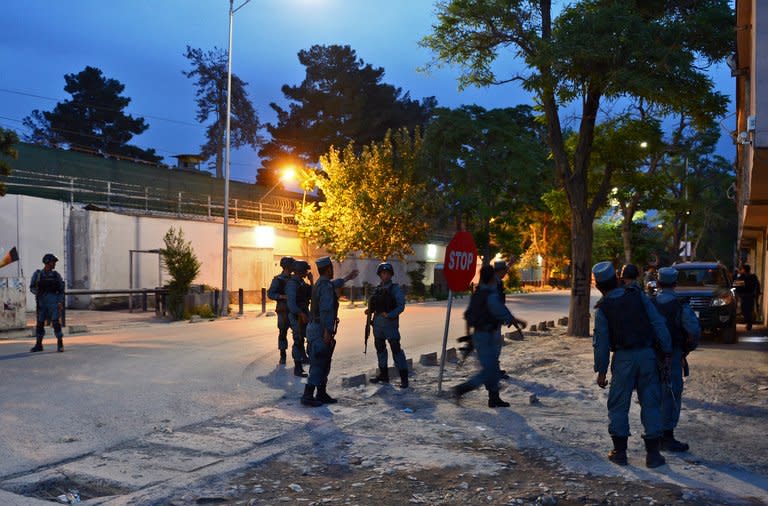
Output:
0 1 735 183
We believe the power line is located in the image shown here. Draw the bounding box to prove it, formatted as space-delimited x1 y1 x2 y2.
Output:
0 87 203 128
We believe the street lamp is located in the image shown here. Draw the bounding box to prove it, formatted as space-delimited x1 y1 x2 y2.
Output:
258 168 296 203
221 0 251 316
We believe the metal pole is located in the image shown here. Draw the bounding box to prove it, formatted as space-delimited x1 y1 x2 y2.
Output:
129 250 133 313
221 0 234 316
437 290 454 394
238 288 244 315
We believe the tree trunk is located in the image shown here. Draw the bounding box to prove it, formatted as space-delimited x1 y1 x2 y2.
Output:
568 210 594 337
622 215 632 264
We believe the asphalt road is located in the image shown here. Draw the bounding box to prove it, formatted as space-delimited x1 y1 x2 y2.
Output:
0 289 588 478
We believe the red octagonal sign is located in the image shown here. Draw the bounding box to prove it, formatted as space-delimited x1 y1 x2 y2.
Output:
443 231 478 292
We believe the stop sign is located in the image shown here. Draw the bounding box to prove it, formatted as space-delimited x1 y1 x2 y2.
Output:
443 231 478 292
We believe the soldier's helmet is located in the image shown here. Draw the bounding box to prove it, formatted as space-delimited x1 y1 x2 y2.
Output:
619 263 640 280
657 267 678 286
280 256 295 269
42 253 58 264
376 262 394 276
293 260 310 273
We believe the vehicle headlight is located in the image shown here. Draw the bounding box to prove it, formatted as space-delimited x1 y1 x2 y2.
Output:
711 295 733 307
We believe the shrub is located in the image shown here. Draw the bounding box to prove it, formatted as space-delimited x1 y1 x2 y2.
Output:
160 227 201 319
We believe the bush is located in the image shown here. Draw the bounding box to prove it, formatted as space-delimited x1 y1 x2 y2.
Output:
160 227 201 319
407 262 427 297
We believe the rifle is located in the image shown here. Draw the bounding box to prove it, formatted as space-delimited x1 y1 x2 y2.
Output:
364 307 372 354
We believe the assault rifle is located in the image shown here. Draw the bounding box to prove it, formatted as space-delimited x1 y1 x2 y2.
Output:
364 305 372 354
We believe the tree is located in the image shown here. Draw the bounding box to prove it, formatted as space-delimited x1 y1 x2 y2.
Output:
0 128 19 197
258 44 436 187
22 66 161 163
160 227 201 319
298 129 430 260
420 105 552 262
183 46 261 178
422 0 732 336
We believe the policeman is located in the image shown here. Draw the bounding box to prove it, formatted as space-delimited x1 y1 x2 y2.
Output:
493 260 516 380
367 262 409 388
592 261 672 468
267 256 294 365
652 267 701 452
29 253 65 352
453 264 517 408
301 257 358 407
286 260 313 377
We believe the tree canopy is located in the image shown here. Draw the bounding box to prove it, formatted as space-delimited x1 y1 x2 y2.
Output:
183 46 261 178
23 66 161 163
298 128 430 260
422 0 733 336
0 128 19 197
258 44 436 187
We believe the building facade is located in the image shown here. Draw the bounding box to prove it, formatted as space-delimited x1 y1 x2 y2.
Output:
735 0 768 321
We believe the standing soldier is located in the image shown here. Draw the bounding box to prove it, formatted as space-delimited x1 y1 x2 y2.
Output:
301 257 358 407
734 264 760 331
268 256 294 365
592 261 672 468
367 262 409 388
452 264 518 408
29 253 65 353
652 267 701 452
286 260 312 378
493 260 514 379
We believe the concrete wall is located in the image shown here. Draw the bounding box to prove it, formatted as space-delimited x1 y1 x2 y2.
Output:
0 195 69 310
1 194 448 310
754 1 768 148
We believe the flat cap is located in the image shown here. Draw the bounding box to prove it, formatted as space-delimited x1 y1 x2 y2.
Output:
493 260 508 271
293 260 310 272
592 261 616 283
658 267 678 285
315 256 332 269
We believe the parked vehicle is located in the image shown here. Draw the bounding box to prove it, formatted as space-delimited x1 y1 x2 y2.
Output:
670 262 737 343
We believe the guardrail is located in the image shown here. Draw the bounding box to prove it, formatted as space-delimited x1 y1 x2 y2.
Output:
4 169 300 226
64 288 169 324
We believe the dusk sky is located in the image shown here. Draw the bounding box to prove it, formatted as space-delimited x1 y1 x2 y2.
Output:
1 1 736 183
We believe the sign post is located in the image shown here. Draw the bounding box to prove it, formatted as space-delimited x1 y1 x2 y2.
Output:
437 231 478 394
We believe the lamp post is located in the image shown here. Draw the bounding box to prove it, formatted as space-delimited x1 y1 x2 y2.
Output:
221 0 251 316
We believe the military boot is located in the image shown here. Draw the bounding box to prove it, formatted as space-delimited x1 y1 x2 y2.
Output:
661 430 689 452
488 391 510 408
452 382 474 400
369 367 390 384
301 385 322 407
644 437 666 468
279 350 287 365
57 338 64 353
316 384 337 404
294 362 307 378
30 336 44 353
398 369 409 389
608 436 628 466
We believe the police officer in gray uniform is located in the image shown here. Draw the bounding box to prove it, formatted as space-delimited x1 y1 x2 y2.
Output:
652 267 701 452
268 257 294 365
301 257 358 407
30 254 65 352
592 261 672 468
453 264 517 408
286 260 313 378
367 262 409 388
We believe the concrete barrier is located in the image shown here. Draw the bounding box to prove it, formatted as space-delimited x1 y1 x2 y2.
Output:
419 352 438 366
341 374 367 388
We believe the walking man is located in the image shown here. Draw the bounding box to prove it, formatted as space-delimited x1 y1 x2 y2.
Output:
367 262 409 388
652 267 701 452
30 253 65 352
268 256 294 365
592 261 672 468
734 264 760 330
286 260 312 377
301 257 358 407
452 264 518 408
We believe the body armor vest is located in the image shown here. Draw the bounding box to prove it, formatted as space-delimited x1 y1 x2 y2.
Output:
465 289 497 332
600 286 654 350
652 297 686 348
369 284 397 313
36 270 62 295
